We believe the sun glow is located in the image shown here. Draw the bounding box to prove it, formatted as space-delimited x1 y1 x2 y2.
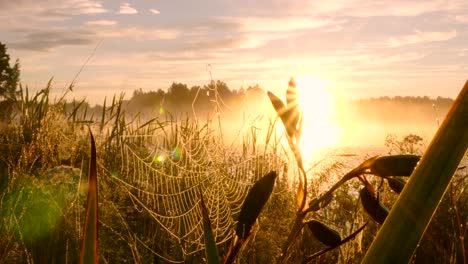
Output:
295 76 341 160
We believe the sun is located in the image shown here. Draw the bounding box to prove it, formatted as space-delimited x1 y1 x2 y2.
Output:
294 76 341 161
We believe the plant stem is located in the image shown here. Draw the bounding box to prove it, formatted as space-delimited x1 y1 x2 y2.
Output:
279 214 306 263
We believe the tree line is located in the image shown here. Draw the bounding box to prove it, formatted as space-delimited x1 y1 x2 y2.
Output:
0 41 454 122
0 42 20 121
125 82 263 115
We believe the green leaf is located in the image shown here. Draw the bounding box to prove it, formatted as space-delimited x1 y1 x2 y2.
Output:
387 177 406 194
349 155 420 178
303 222 368 264
359 186 389 225
307 220 341 247
370 155 420 177
80 129 99 264
200 191 220 264
236 171 277 239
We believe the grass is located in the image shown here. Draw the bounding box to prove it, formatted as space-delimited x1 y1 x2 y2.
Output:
0 81 466 263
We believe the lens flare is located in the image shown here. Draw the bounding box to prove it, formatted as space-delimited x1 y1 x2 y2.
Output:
172 147 182 161
155 154 166 163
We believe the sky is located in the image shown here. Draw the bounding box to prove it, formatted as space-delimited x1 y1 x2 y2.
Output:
1 0 467 105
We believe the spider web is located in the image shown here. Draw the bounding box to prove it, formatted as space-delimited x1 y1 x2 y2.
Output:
104 118 285 262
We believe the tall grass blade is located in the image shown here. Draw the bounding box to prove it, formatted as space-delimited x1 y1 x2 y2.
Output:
200 191 220 264
236 171 277 239
80 129 99 264
363 80 468 263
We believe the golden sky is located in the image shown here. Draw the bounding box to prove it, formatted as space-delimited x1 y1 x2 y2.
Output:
1 0 467 104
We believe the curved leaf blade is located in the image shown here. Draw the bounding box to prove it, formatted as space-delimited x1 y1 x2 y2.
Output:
370 155 420 177
387 177 406 194
359 187 389 225
236 171 277 239
80 129 99 264
303 222 368 264
200 192 220 264
307 220 341 247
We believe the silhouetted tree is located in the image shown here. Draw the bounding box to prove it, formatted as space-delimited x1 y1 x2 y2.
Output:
167 82 191 108
246 84 262 93
131 88 164 108
0 42 20 121
203 80 233 98
190 85 210 110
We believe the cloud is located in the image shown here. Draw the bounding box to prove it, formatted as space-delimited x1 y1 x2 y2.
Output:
86 20 117 26
187 36 253 51
0 0 108 17
100 27 180 40
220 16 342 32
387 30 457 47
355 30 458 49
5 20 181 51
458 48 468 57
119 3 138 15
73 0 107 14
9 28 96 51
149 8 160 15
178 16 343 51
288 0 467 17
186 30 300 51
455 15 468 23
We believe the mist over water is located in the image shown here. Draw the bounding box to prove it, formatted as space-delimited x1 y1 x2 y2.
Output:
93 87 454 167
210 93 460 188
168 92 456 184
214 93 450 149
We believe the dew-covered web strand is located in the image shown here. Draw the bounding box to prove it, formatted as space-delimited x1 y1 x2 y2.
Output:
101 117 283 260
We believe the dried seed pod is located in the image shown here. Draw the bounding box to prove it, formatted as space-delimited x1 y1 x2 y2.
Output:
387 177 406 194
286 77 298 106
286 77 299 133
267 91 299 139
370 155 420 177
359 187 389 225
307 219 342 247
236 171 277 239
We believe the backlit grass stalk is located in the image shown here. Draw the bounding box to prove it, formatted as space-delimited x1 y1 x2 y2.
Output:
200 190 220 264
267 80 323 263
449 179 467 263
80 129 99 264
363 80 468 263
